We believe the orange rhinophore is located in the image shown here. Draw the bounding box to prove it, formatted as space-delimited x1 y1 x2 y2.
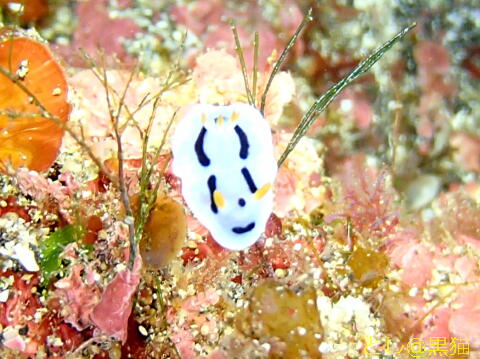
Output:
0 28 70 173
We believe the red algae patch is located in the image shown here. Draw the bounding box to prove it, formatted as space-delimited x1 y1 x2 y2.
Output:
0 29 69 173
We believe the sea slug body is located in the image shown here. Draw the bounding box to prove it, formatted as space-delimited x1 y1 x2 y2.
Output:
171 103 277 250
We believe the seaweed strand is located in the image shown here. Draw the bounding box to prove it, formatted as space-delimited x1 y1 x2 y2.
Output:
252 31 259 106
230 21 255 105
99 57 138 270
260 8 313 115
277 23 416 167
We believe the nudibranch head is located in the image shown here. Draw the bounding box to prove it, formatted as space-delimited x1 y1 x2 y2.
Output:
171 103 277 250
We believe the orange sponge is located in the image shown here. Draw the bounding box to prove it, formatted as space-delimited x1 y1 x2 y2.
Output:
0 29 69 173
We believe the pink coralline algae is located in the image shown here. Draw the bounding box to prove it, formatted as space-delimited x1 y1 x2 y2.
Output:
414 40 457 155
191 50 295 121
55 0 140 67
167 288 221 358
414 41 456 98
170 328 197 359
69 68 178 163
422 307 452 341
0 270 87 356
170 0 304 70
90 258 142 343
420 289 480 348
16 168 76 205
451 132 480 173
53 265 101 331
389 237 433 288
15 168 78 222
448 288 480 347
273 166 296 216
337 89 374 130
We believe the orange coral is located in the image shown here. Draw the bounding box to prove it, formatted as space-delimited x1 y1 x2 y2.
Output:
0 29 69 173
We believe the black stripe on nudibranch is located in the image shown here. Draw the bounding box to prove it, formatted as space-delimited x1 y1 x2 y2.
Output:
194 127 210 166
207 175 218 214
232 222 255 234
234 125 249 159
241 167 257 193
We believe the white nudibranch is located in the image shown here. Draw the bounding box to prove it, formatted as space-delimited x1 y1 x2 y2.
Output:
171 103 277 250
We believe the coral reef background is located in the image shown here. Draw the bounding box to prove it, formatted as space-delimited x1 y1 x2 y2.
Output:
0 0 479 358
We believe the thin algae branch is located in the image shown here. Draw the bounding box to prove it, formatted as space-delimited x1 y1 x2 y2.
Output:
277 23 416 167
229 9 414 167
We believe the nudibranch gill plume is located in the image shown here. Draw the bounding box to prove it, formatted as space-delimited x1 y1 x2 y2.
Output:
171 103 277 250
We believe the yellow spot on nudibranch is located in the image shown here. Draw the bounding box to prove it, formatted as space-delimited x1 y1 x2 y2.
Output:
254 183 271 200
231 111 239 124
201 113 208 124
213 190 226 209
217 115 224 126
